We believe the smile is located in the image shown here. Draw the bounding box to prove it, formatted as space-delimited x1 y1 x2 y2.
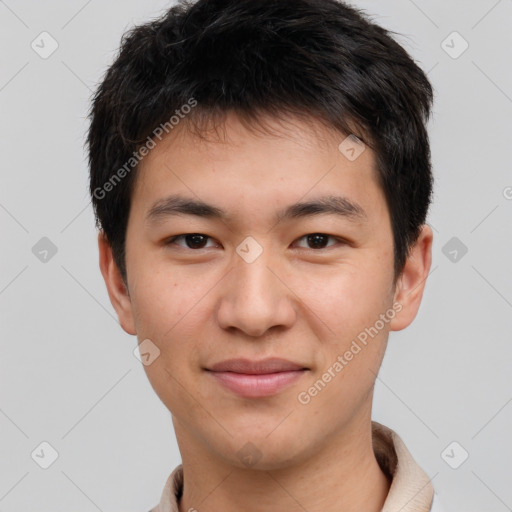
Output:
205 357 309 398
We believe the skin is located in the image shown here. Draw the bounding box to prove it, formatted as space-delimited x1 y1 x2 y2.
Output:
99 112 433 512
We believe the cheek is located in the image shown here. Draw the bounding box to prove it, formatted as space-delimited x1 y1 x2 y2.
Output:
131 271 207 410
299 262 393 394
304 265 393 336
129 267 193 343
129 265 215 383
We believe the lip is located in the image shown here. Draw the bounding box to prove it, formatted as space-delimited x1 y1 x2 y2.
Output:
206 358 308 398
208 357 307 374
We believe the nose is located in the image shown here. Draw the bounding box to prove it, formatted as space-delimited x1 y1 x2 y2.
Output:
216 247 297 337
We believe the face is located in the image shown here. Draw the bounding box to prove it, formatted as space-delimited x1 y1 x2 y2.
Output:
100 112 432 470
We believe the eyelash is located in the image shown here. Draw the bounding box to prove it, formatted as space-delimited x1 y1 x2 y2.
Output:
165 233 347 250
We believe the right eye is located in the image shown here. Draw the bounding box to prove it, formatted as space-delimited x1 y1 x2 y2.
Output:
165 233 219 250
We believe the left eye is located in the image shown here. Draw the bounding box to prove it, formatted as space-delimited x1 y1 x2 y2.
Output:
293 233 341 249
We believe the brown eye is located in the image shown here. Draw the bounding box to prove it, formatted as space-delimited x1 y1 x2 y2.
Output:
167 234 215 249
307 234 330 249
294 233 339 249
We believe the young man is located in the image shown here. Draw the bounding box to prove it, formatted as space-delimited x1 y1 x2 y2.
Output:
87 0 440 510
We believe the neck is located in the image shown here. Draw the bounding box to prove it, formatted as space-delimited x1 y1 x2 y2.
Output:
174 417 390 512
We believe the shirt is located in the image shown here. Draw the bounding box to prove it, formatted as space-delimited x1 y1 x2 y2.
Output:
149 421 443 512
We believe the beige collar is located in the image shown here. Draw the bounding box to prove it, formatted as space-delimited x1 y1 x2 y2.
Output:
152 421 434 512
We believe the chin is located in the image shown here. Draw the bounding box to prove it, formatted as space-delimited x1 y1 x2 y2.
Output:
212 429 311 471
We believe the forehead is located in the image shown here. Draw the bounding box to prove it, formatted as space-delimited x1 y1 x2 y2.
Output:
131 111 385 223
147 111 368 164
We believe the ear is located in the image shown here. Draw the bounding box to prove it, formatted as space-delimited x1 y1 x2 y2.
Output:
389 224 433 332
98 231 137 335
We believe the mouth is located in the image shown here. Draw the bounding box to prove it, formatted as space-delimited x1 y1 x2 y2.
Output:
205 358 309 398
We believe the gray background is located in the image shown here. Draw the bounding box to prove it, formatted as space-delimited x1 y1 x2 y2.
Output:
1 0 511 510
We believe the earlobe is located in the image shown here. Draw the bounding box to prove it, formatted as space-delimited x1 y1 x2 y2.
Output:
98 232 137 335
389 224 433 332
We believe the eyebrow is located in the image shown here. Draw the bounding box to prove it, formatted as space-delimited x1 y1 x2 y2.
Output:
146 193 367 225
